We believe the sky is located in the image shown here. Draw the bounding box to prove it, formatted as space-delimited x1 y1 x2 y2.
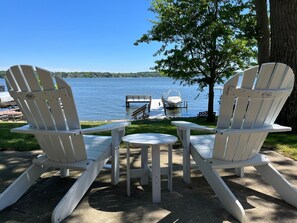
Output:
0 0 161 72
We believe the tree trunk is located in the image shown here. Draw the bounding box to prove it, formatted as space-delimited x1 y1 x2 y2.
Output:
255 0 270 65
270 0 297 131
207 82 215 122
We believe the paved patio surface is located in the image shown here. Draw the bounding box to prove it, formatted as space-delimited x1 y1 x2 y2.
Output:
0 147 297 223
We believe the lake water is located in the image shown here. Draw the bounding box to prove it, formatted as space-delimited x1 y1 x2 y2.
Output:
0 77 222 121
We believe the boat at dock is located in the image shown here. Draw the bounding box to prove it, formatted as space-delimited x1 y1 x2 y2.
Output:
0 92 15 108
162 89 182 108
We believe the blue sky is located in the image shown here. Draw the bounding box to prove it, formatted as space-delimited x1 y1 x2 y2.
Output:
0 0 161 72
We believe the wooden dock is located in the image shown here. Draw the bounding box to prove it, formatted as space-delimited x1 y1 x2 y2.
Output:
125 95 152 111
126 96 188 119
149 99 166 119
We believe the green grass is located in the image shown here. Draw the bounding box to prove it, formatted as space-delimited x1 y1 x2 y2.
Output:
264 133 297 160
81 117 216 136
0 118 297 161
125 117 216 135
0 122 39 151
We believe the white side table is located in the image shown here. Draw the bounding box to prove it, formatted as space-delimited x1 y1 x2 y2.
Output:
122 133 177 203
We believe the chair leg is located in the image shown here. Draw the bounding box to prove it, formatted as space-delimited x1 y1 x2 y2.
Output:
111 145 120 185
235 167 244 178
60 169 70 178
191 150 246 222
51 158 108 223
255 163 297 207
111 128 124 185
0 163 48 211
181 129 191 184
140 145 148 185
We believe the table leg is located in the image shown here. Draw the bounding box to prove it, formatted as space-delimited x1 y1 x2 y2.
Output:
168 144 173 192
141 145 148 185
126 144 131 197
152 145 161 203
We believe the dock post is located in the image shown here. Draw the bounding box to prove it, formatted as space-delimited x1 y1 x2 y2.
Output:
161 97 167 115
148 96 151 112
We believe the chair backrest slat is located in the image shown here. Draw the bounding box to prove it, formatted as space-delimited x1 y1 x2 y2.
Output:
245 63 291 159
54 77 86 159
6 65 87 162
6 66 57 160
213 63 294 161
6 67 39 127
269 67 294 124
253 63 286 128
10 66 29 91
213 75 240 159
36 67 67 130
55 77 80 129
222 66 258 160
22 66 68 161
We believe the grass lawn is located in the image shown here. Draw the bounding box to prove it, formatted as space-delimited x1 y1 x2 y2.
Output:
0 118 296 161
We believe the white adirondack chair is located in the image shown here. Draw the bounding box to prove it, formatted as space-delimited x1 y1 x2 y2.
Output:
172 63 297 222
0 65 130 222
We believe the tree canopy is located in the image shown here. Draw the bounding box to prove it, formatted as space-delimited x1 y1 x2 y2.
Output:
135 0 257 121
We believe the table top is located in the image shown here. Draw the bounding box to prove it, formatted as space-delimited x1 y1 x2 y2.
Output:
122 133 177 146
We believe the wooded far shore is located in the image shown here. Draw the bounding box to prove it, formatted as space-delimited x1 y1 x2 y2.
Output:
0 70 161 78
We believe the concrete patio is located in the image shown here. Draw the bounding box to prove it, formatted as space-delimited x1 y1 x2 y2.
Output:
0 146 297 223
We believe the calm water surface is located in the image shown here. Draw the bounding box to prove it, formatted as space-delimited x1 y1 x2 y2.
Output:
0 77 222 121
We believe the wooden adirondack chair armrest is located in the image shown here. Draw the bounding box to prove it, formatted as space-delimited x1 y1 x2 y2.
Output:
12 122 131 136
11 124 82 135
171 121 216 133
80 122 130 134
81 122 131 134
216 124 291 135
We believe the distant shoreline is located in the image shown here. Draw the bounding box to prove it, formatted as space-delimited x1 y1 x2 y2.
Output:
0 70 162 79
